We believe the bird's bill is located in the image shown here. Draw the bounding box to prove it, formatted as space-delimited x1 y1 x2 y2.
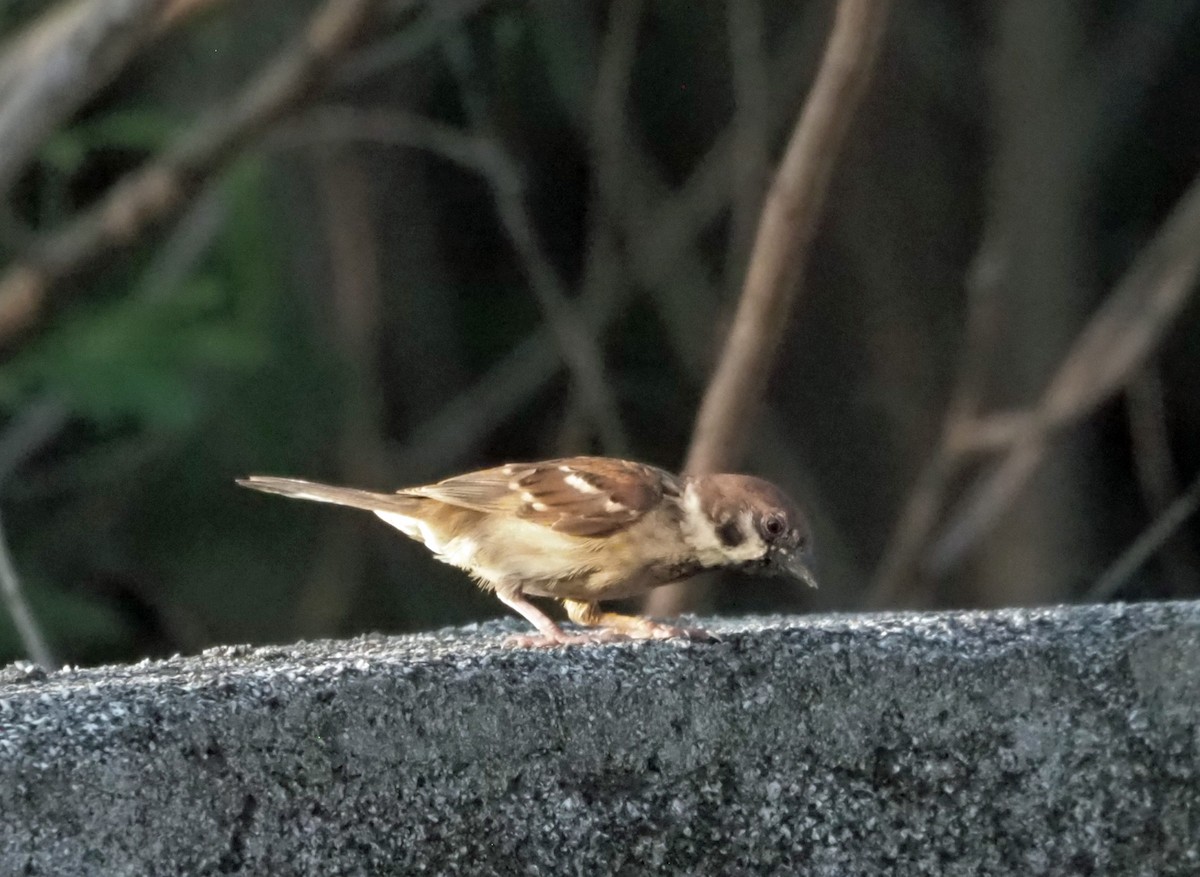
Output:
774 549 818 589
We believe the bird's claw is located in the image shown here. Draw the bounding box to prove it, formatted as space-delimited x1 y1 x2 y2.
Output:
643 622 719 643
504 622 718 649
504 628 626 649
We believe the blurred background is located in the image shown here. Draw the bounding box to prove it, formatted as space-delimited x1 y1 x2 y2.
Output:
1 0 1199 667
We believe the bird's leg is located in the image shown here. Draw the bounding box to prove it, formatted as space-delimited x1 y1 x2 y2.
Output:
496 591 623 648
563 599 716 642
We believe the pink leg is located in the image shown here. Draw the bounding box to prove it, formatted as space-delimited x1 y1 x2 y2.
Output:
495 592 622 648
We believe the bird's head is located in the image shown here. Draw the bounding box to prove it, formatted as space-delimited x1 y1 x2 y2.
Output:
685 474 817 588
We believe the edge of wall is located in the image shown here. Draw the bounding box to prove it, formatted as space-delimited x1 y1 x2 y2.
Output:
3 601 1199 875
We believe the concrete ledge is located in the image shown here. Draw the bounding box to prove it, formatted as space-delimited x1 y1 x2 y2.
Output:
2 602 1199 875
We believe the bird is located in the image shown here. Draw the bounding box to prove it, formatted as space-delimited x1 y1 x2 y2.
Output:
236 456 815 647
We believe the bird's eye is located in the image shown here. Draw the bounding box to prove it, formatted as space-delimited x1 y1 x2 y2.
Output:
762 514 786 539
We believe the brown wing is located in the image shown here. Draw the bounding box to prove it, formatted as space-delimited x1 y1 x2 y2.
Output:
407 456 679 537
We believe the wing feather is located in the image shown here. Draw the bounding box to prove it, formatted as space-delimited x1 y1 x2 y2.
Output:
407 457 678 537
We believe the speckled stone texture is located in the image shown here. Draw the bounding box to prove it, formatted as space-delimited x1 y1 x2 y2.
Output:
1 602 1198 876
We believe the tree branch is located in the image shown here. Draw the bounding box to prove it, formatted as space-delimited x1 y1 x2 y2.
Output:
929 167 1200 572
1086 467 1200 603
0 0 388 347
0 509 56 670
0 0 173 198
441 29 629 454
684 0 892 475
866 236 1006 607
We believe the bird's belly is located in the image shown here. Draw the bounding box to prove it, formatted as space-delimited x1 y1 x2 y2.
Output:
379 506 696 600
440 517 600 587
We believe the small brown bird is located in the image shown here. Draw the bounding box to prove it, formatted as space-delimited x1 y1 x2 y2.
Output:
237 456 815 647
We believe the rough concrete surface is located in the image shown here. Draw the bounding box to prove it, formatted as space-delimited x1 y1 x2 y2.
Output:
1 601 1198 876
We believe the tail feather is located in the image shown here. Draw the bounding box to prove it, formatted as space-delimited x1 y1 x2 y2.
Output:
236 476 421 515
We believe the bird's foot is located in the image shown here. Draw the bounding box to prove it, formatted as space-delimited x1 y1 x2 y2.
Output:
504 627 627 649
634 621 719 643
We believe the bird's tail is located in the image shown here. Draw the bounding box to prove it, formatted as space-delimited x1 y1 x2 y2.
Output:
236 476 422 515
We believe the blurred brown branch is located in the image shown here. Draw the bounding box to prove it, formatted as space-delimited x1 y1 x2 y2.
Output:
869 166 1200 605
0 509 56 670
1086 467 1200 603
292 151 391 636
725 0 770 285
442 30 629 454
866 238 1006 607
1125 365 1200 594
337 6 825 485
930 168 1200 572
0 0 223 199
0 0 170 198
685 0 893 476
645 0 890 617
0 0 387 347
285 105 632 458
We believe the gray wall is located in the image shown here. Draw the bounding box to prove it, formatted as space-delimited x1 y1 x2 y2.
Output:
2 601 1199 875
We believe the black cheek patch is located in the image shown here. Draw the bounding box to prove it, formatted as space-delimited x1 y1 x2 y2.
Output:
716 519 744 548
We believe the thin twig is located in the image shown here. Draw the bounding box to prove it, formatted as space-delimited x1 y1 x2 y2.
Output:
725 0 771 287
616 10 829 383
1126 367 1178 513
292 150 390 636
335 0 492 85
277 106 515 178
0 509 56 669
606 8 861 617
380 8 833 496
0 398 71 487
589 0 643 223
0 0 387 346
928 167 1200 572
0 399 72 672
685 0 893 476
1125 364 1199 595
1086 468 1200 603
135 184 226 302
0 0 171 197
866 237 1007 607
441 30 629 454
393 285 623 481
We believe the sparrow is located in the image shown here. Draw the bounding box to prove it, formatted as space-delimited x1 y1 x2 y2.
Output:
237 456 815 647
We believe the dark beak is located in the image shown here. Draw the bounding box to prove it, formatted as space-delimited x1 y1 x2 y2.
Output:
774 549 818 589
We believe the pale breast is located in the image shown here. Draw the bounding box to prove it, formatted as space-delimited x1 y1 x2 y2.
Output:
376 496 701 601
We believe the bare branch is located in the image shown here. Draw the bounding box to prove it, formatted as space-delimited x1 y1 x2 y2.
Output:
725 0 771 284
589 0 643 221
605 9 863 617
685 0 893 475
1086 468 1200 603
0 0 171 197
335 0 493 85
1125 364 1199 594
867 236 1007 607
0 509 56 670
0 0 388 346
929 168 1200 572
442 31 629 454
1126 365 1181 516
394 270 627 481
